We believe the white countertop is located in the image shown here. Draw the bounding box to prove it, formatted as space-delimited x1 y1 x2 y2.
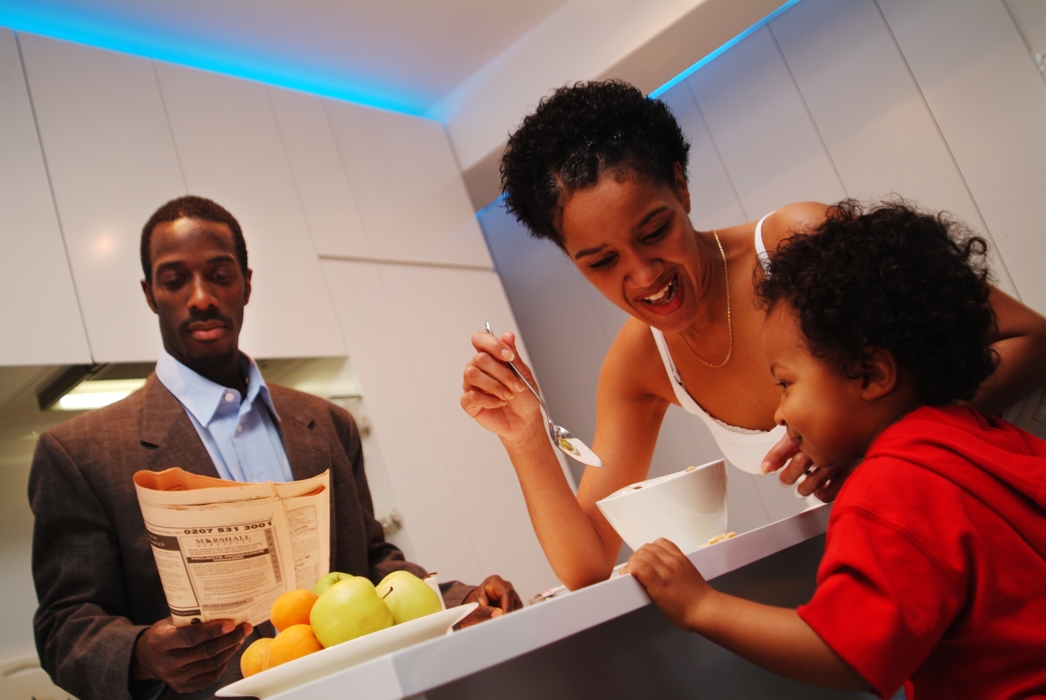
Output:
262 503 831 700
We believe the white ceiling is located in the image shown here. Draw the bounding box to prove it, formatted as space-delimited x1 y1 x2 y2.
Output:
0 0 572 115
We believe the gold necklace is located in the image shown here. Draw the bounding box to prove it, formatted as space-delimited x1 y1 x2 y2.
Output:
678 231 732 369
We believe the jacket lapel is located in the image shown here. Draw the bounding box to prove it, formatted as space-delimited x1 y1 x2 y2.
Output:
137 374 220 478
269 385 331 480
136 375 331 481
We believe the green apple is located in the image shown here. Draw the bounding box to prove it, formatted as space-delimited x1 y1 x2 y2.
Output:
310 577 393 647
312 571 353 597
375 571 442 625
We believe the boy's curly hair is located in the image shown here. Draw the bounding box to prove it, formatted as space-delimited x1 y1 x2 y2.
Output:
500 80 690 249
757 199 998 405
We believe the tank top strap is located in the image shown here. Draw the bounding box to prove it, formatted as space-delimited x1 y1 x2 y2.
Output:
754 211 775 274
650 327 704 415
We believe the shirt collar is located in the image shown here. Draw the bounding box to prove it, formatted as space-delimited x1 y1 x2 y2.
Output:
155 348 280 427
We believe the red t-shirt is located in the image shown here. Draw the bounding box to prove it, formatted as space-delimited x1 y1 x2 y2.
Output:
798 406 1046 699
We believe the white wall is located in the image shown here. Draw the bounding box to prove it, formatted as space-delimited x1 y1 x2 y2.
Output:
480 0 1046 540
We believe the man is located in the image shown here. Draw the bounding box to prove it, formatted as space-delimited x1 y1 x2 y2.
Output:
30 195 522 700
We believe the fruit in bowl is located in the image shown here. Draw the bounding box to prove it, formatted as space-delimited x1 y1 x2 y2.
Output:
375 571 442 624
241 571 448 677
270 588 318 632
310 577 395 648
266 624 324 668
312 570 353 597
239 637 274 677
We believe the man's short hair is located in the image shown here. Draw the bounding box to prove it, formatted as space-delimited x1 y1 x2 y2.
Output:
140 195 248 284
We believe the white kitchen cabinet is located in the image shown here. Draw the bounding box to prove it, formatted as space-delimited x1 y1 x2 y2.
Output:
154 63 346 359
324 100 493 268
321 259 559 600
877 0 1046 313
658 83 750 228
18 32 184 363
686 24 847 218
320 259 478 585
267 87 372 260
375 263 558 598
769 0 1018 296
0 30 91 366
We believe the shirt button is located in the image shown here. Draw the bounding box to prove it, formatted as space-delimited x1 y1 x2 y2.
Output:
236 424 243 433
225 393 235 402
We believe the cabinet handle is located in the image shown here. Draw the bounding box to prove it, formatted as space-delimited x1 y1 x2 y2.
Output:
380 509 402 533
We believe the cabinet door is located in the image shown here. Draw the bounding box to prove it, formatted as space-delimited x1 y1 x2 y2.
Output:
18 33 184 363
686 25 847 218
0 30 91 366
377 263 557 600
878 0 1046 312
770 0 1018 297
321 259 559 600
657 83 749 229
154 64 346 359
324 100 493 268
268 88 371 260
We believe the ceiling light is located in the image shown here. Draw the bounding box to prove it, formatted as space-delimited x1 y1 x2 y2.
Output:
54 378 146 411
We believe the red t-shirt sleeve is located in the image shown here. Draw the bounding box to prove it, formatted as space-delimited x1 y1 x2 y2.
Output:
798 507 964 698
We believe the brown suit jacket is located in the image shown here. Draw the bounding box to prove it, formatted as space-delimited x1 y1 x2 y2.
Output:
29 374 472 700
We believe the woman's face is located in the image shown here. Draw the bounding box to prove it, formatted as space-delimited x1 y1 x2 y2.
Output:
559 166 705 332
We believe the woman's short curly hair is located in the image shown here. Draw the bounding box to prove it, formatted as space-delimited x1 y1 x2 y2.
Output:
757 199 998 405
500 80 690 249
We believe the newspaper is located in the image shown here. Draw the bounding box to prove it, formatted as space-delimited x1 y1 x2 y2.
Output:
133 468 331 627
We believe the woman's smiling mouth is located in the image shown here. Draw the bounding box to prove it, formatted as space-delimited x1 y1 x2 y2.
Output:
631 274 681 315
640 274 679 308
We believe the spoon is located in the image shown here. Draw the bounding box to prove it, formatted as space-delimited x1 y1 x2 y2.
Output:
485 322 605 469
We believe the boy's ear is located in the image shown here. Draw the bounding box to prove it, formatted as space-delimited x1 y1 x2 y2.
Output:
857 347 898 401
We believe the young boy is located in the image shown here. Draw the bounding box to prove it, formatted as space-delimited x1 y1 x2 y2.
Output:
624 200 1046 698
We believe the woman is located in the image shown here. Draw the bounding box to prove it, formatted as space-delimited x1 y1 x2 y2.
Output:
460 80 1046 590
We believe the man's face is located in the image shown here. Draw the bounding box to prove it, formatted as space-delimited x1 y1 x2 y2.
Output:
142 217 251 375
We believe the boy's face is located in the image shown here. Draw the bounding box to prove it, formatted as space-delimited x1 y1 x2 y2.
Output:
761 303 876 470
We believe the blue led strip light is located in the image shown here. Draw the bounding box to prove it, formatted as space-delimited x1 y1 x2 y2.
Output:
649 0 803 99
0 3 424 115
0 0 802 120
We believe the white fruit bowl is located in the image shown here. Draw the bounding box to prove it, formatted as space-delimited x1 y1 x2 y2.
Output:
596 459 728 554
216 603 477 699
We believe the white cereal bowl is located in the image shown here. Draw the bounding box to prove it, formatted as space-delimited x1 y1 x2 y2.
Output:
596 459 728 554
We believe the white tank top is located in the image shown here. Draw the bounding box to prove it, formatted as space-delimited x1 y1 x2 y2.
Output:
650 213 784 473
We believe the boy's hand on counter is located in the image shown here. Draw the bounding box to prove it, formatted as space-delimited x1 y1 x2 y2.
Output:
623 539 710 633
459 575 523 627
130 616 251 693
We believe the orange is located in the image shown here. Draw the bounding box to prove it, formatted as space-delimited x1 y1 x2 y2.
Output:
270 588 318 632
267 624 324 667
240 637 273 677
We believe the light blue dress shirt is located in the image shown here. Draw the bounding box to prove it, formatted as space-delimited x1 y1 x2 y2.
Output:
155 349 293 483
